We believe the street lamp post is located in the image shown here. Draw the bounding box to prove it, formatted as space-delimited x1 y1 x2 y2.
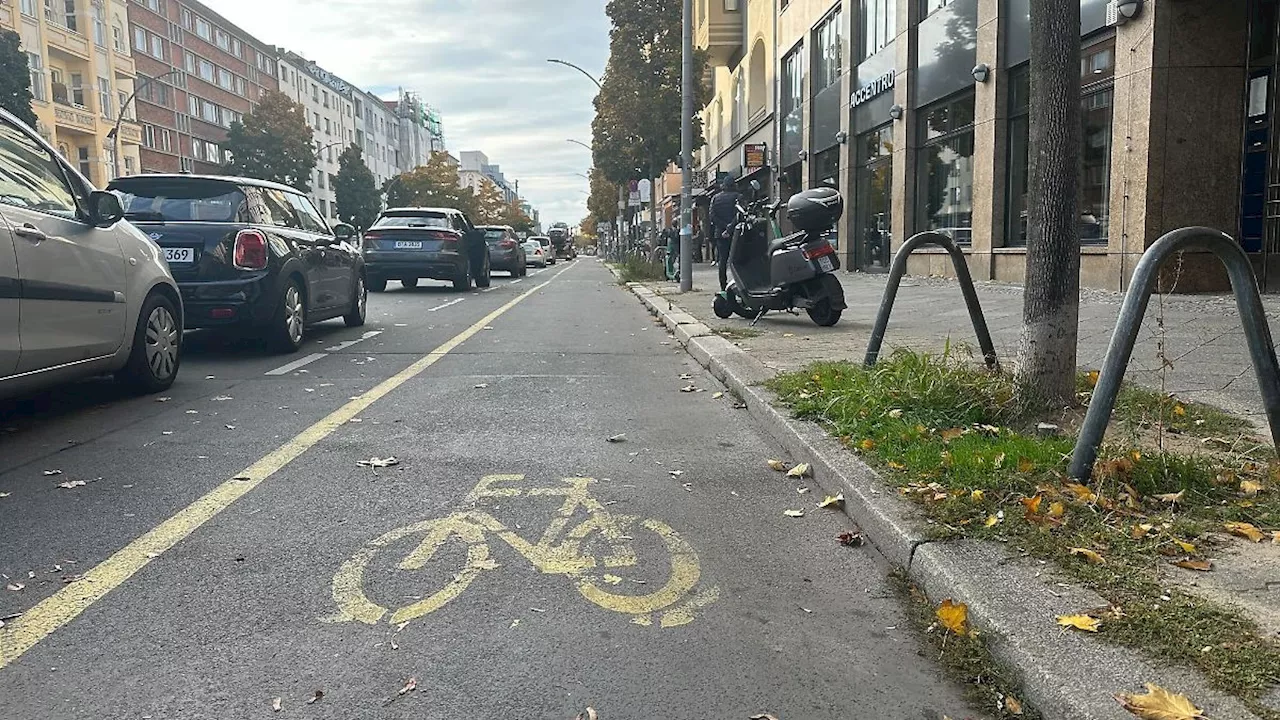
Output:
679 0 694 291
108 69 181 179
546 59 603 90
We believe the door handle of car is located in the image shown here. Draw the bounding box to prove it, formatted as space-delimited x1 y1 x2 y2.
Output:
14 224 47 243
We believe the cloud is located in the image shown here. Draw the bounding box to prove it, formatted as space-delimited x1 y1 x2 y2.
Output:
204 0 608 225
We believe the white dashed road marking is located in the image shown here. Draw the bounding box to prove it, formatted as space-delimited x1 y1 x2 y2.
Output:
266 331 383 376
427 298 466 312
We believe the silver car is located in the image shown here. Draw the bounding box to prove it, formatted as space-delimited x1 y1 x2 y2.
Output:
0 109 183 400
523 236 550 267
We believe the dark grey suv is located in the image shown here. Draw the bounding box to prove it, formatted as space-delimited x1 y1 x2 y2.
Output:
362 207 492 292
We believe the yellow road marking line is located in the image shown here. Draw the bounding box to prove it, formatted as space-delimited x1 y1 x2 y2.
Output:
0 264 574 671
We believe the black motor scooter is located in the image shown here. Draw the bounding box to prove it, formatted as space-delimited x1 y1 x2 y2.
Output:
712 183 847 327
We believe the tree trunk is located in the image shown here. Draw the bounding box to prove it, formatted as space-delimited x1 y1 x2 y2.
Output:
1016 0 1082 406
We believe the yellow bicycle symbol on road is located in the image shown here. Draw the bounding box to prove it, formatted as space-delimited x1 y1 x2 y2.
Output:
328 475 719 628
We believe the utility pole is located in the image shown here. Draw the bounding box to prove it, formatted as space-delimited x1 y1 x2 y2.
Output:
678 0 694 291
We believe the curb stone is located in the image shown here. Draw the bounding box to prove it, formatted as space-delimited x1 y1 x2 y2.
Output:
606 265 1267 720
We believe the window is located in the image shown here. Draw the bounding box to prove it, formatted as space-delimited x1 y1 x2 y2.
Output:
233 39 242 57
153 81 170 107
322 90 329 108
69 73 84 107
285 192 329 233
146 0 160 13
234 76 246 96
62 0 76 32
143 124 155 148
205 141 220 163
201 101 218 124
917 91 976 243
161 128 172 152
324 117 331 136
98 77 112 119
134 27 147 54
124 156 135 175
113 22 125 53
194 17 211 41
311 83 319 102
730 72 743 137
1005 36 1115 246
0 119 78 218
27 53 45 102
180 156 194 172
198 59 214 83
215 30 230 52
181 8 192 28
175 114 188 133
317 171 325 189
257 52 271 72
192 138 205 159
814 8 842 92
313 111 320 127
77 146 90 178
20 0 35 17
781 45 804 118
260 188 302 228
813 147 840 188
217 68 232 90
184 52 195 73
150 34 163 60
188 95 199 116
92 6 107 47
118 91 130 119
861 0 896 60
923 0 951 17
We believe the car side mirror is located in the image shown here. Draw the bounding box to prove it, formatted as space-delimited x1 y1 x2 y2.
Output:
90 190 123 227
332 222 356 241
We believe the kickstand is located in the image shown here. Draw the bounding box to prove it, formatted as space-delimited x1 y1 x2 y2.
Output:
750 308 766 327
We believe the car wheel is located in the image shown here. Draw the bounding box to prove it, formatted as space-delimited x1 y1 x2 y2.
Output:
452 263 471 291
344 274 367 328
269 279 307 353
117 292 181 394
369 277 388 293
402 277 419 289
476 257 492 288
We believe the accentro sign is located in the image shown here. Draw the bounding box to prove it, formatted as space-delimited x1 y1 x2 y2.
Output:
851 71 895 107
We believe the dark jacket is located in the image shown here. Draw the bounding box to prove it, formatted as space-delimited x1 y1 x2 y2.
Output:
709 190 742 237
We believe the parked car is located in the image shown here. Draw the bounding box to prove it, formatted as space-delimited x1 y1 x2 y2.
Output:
360 207 491 292
0 108 183 399
479 225 526 277
107 173 365 354
534 236 556 265
523 236 550 267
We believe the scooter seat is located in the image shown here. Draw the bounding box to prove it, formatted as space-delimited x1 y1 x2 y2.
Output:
769 236 803 254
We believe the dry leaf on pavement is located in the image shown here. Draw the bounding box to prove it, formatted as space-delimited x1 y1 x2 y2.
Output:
936 599 968 635
713 392 724 399
1069 547 1107 565
767 459 788 472
1057 614 1102 632
1224 521 1264 543
357 457 400 468
1172 558 1213 572
398 677 417 696
5 583 23 591
818 493 844 509
750 715 780 720
1064 482 1098 503
42 470 62 476
783 509 805 518
680 385 698 393
838 531 865 547
306 690 323 705
57 480 87 489
786 463 811 478
271 697 282 712
575 708 599 720
1115 683 1205 719
1005 694 1024 715
0 492 10 498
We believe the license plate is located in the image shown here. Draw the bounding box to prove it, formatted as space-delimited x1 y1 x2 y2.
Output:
817 255 834 272
164 247 194 264
394 241 423 249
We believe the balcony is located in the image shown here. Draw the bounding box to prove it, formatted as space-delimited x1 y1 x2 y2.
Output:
46 23 91 61
694 0 743 67
112 52 136 78
54 103 97 134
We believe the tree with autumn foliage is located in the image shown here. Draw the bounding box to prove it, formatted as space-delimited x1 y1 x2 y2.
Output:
473 179 507 224
500 201 534 234
223 91 316 192
384 151 477 217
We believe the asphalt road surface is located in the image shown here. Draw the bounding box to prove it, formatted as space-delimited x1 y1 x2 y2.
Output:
0 260 979 719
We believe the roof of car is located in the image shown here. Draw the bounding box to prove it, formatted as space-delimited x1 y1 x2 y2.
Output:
108 173 303 195
477 225 515 230
382 207 462 215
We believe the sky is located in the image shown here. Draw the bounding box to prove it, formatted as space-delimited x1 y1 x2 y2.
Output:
204 0 610 227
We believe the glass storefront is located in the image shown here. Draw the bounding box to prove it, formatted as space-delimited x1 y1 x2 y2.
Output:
917 91 975 244
812 147 840 188
855 124 894 270
1005 35 1115 245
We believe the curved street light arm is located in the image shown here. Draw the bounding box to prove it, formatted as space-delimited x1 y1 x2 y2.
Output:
546 59 603 90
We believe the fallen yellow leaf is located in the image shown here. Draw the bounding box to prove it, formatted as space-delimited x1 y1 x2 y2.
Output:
1154 490 1185 504
1064 482 1098 503
984 513 1003 528
1057 614 1102 632
1225 521 1264 543
1021 494 1043 516
767 459 788 472
1174 540 1197 553
1240 480 1265 496
1086 370 1100 388
818 493 844 509
886 461 906 471
786 463 811 479
1115 683 1205 720
936 599 968 636
887 408 903 419
1017 457 1035 473
1273 531 1280 544
940 427 965 442
993 452 1006 469
859 438 876 452
1172 558 1213 572
1173 404 1187 417
1069 547 1106 565
1132 523 1155 540
1005 694 1024 715
970 490 985 502
1048 501 1066 518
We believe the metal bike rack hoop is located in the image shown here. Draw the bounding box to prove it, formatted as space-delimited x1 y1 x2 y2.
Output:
1068 226 1280 480
864 231 999 371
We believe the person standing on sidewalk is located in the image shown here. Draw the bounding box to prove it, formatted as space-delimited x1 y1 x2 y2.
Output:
662 219 680 281
709 178 741 290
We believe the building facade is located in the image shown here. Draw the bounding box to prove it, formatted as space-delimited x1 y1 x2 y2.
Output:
276 50 357 220
386 91 443 172
3 0 142 187
692 0 1280 292
353 89 400 191
127 0 277 176
459 150 519 204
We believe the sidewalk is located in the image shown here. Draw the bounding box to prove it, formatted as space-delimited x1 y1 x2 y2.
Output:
650 263 1280 428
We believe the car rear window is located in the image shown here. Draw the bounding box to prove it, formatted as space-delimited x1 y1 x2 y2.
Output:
110 178 246 222
483 229 506 241
372 213 450 229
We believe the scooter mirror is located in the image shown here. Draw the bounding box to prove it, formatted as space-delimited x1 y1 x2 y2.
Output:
750 179 761 192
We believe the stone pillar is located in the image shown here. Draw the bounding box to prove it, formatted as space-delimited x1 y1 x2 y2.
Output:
968 0 1006 281
839 7 857 265
890 0 920 248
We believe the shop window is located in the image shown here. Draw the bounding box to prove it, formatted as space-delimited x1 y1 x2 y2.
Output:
814 8 842 92
812 147 840 188
917 91 975 243
861 0 896 61
1005 35 1115 246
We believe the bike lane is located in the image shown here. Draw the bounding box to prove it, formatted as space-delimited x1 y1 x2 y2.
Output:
0 261 980 719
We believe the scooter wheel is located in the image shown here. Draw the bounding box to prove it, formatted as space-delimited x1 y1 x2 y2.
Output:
807 299 842 327
713 294 734 319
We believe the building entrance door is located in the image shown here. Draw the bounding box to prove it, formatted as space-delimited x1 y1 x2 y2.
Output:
854 124 894 272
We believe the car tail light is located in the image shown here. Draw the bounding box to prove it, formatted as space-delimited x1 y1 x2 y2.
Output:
802 241 836 261
233 229 268 270
362 232 383 249
500 239 517 249
430 231 459 250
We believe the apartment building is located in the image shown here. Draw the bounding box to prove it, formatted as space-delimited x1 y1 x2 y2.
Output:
459 150 518 205
127 0 277 176
385 91 444 171
353 89 400 191
2 0 142 186
276 50 354 219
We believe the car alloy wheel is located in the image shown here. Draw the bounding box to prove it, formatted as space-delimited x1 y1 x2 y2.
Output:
144 305 180 381
284 285 304 345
